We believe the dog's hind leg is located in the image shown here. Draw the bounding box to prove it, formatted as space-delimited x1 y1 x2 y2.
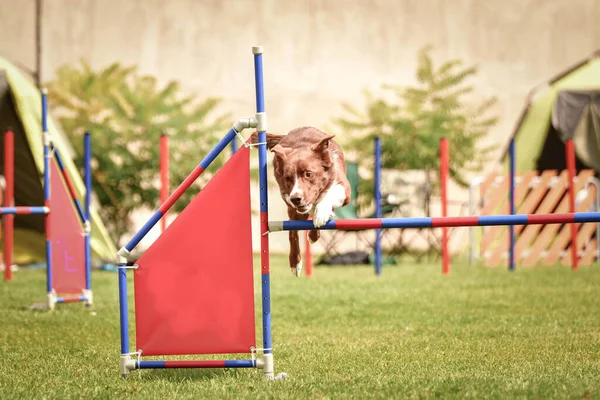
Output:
288 207 310 277
308 229 320 244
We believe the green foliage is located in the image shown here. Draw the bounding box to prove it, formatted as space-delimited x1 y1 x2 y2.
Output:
334 46 498 213
47 61 231 245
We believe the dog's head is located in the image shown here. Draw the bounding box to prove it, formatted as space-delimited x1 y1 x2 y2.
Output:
271 135 336 214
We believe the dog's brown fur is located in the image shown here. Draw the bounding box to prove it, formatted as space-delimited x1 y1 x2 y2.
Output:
251 127 351 275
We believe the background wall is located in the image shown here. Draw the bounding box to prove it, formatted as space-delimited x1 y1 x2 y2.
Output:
2 0 600 254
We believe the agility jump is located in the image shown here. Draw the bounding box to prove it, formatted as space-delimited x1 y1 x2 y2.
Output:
2 90 93 311
115 46 600 381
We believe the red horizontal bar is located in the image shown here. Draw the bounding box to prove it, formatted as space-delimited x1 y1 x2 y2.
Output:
528 213 575 224
164 360 225 368
336 219 383 230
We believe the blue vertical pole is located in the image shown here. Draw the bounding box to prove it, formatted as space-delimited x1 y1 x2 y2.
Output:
118 266 129 355
42 89 52 293
509 138 516 271
231 136 238 155
254 47 272 367
374 137 382 276
84 132 92 291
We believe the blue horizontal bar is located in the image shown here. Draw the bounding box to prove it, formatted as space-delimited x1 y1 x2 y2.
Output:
224 360 255 368
137 361 165 369
479 214 529 226
383 217 431 228
574 212 600 223
282 220 337 230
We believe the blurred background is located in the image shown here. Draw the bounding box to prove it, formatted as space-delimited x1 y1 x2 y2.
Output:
1 0 599 263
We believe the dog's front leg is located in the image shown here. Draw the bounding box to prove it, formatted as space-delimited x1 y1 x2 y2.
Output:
287 207 309 277
313 183 347 227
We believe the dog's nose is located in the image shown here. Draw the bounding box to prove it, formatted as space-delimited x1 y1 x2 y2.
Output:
290 196 302 206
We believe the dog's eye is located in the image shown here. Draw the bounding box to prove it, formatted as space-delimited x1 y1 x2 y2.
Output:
304 171 313 178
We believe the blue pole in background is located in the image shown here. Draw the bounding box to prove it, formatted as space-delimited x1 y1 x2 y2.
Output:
42 89 52 294
509 138 516 271
84 132 92 291
374 137 382 276
231 136 238 155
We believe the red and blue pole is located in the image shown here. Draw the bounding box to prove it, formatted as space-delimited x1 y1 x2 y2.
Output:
53 149 86 223
0 207 49 214
123 128 237 253
254 46 273 362
270 212 600 232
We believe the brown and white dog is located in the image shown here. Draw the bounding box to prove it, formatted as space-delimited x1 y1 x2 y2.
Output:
252 126 351 276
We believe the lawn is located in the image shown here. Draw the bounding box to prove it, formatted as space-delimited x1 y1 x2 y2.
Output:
1 255 599 399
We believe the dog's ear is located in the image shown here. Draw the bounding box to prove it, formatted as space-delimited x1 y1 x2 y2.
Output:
270 144 290 158
311 135 335 168
271 145 289 176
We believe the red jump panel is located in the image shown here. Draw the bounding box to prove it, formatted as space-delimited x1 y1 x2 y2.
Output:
134 147 256 356
49 159 86 294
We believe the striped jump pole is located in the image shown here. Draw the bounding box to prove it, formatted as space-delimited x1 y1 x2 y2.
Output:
53 148 86 223
269 212 600 232
254 45 276 380
0 207 50 215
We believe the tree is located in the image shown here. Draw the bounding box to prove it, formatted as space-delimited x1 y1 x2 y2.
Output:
47 61 231 245
333 46 498 213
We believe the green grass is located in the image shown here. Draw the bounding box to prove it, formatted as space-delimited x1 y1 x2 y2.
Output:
1 256 599 399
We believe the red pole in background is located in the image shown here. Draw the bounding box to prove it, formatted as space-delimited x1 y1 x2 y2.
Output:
4 130 14 281
440 137 450 275
566 139 578 270
304 230 313 277
160 133 169 233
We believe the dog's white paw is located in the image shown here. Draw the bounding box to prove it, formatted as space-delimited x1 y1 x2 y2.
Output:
313 203 333 228
291 260 302 277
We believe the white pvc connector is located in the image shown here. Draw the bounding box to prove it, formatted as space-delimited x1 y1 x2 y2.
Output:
232 118 258 133
268 221 283 232
48 291 57 311
120 354 135 377
256 112 267 132
43 206 50 214
262 353 274 380
252 46 263 55
83 289 93 307
117 247 130 260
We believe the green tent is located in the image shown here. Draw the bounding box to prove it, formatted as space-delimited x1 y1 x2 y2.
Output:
502 49 600 173
0 56 116 265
